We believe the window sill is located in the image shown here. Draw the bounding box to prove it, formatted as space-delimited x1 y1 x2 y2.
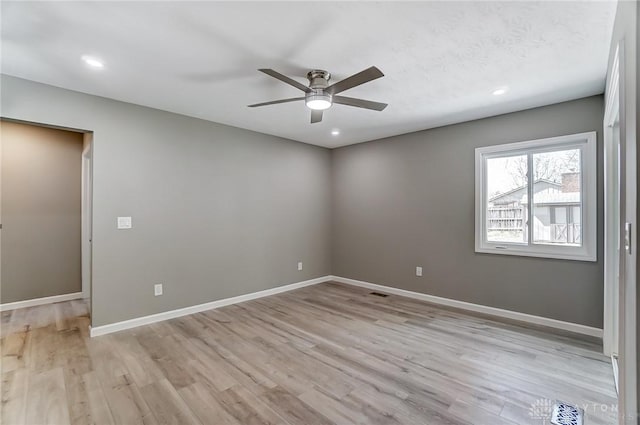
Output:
475 245 597 262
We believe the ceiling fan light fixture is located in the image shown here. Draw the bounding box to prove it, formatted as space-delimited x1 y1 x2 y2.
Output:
305 93 332 111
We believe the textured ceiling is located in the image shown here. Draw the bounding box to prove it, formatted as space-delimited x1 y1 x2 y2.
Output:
1 1 616 148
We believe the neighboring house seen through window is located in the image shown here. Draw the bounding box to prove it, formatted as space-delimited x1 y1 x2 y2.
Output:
475 132 597 261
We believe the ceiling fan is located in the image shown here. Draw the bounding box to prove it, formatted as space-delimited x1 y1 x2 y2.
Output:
248 67 388 123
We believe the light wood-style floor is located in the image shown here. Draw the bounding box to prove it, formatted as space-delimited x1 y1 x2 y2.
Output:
1 282 617 425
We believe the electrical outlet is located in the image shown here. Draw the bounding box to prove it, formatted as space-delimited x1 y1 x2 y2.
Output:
117 216 132 229
416 266 423 277
297 262 303 271
154 284 163 296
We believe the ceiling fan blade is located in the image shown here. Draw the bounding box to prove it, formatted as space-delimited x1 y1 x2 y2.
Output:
248 97 305 108
311 110 323 123
325 66 384 95
258 69 312 93
333 96 388 111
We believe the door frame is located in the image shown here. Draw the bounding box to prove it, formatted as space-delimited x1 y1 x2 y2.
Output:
603 41 622 382
81 134 92 302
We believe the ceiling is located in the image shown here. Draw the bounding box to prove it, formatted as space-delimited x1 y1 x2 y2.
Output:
1 1 617 148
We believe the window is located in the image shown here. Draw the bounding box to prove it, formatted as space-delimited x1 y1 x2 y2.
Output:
475 132 597 261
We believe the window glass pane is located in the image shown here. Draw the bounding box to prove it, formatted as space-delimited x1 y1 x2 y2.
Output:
554 207 567 224
572 206 581 224
531 148 581 246
486 155 528 243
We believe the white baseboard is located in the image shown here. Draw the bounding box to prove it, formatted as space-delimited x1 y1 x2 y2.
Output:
90 275 332 337
0 292 84 312
330 275 603 339
89 274 603 339
612 355 619 395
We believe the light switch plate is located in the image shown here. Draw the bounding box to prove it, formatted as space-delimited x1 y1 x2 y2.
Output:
117 216 132 229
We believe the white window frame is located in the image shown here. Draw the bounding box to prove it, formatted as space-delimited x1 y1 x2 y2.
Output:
475 132 597 262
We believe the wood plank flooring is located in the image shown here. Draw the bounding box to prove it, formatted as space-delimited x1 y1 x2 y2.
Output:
1 282 617 425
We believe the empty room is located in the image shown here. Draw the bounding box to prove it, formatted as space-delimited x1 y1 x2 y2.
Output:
0 1 638 425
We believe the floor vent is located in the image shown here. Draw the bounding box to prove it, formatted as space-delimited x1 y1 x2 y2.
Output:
551 402 583 425
369 292 389 297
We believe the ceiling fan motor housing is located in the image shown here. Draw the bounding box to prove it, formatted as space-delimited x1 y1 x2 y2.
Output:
307 70 331 89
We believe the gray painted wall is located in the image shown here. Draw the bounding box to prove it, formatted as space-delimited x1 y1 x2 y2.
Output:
332 96 604 328
1 75 607 331
1 121 83 303
1 75 332 326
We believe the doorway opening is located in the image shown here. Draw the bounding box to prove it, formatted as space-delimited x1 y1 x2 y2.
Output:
0 119 92 325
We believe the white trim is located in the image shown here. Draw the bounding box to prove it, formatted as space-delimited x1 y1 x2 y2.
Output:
612 355 619 395
89 273 603 340
81 140 92 301
331 276 603 338
0 292 83 312
89 276 332 337
603 43 622 358
474 131 598 262
604 44 620 121
612 37 638 425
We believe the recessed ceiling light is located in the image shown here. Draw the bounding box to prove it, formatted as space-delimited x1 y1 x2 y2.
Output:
331 129 340 136
492 87 508 96
82 55 104 69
